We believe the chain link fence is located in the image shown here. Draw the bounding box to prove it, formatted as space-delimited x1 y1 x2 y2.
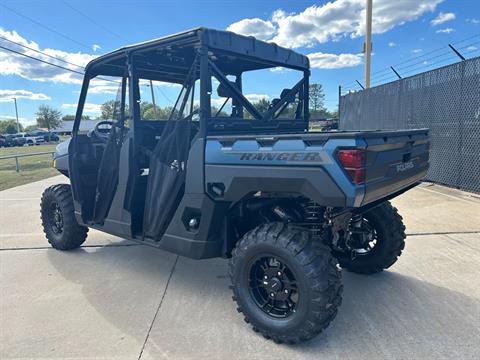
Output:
339 56 480 193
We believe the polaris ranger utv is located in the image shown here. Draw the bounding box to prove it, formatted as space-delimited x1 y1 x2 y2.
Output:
40 28 429 344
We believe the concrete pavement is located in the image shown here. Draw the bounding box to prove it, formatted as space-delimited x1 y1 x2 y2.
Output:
1 176 479 359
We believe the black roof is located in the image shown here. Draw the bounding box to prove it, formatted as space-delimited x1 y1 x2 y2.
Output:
86 28 309 81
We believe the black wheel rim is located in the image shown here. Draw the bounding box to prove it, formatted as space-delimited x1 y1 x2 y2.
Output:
49 202 64 234
350 218 377 255
248 256 299 318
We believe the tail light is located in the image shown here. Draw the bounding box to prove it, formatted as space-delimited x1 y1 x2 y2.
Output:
336 149 366 184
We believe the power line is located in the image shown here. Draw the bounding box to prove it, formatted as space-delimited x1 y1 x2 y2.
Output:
0 44 118 83
0 3 91 50
0 45 85 76
0 35 85 69
61 1 128 42
156 87 173 103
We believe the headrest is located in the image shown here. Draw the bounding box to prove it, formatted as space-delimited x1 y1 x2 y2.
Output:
217 81 238 98
280 88 292 99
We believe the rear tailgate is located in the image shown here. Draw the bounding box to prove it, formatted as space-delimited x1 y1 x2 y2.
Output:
361 129 429 205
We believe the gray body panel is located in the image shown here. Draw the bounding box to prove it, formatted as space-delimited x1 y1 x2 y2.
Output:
204 129 429 208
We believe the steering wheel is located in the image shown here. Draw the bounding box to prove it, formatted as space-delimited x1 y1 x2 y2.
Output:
90 120 114 141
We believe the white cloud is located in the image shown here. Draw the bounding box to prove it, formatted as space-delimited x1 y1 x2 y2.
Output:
412 48 423 53
308 52 362 69
388 42 396 47
87 78 123 94
0 89 51 102
436 27 455 34
0 114 35 125
431 12 455 26
466 46 478 51
209 93 269 107
210 98 228 107
0 28 95 85
227 0 442 49
269 67 293 73
0 115 28 122
62 102 101 114
92 44 102 52
467 18 480 24
87 84 119 95
227 18 276 40
138 79 182 88
245 94 269 102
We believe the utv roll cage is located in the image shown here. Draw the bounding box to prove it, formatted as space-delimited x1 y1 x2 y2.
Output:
73 27 311 136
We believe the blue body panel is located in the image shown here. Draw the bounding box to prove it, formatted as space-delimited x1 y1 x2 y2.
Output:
205 137 366 207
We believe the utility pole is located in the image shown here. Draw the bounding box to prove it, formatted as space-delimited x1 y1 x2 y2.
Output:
149 80 157 118
13 98 20 132
364 0 373 89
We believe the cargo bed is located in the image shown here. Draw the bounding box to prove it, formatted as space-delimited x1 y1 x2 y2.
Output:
206 128 430 208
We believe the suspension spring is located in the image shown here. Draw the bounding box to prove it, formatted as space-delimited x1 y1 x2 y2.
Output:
303 200 325 240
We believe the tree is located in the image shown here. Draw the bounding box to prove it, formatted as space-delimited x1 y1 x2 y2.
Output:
100 100 117 120
309 83 326 117
24 124 38 132
62 114 75 121
143 105 172 120
253 98 270 114
35 105 62 141
210 106 228 117
100 100 128 120
244 98 271 119
0 119 22 134
62 114 90 121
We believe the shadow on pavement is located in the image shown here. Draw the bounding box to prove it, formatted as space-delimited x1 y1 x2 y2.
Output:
47 243 479 358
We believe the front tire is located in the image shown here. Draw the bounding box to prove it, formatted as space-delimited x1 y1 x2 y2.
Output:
337 201 406 274
229 222 342 344
40 184 88 250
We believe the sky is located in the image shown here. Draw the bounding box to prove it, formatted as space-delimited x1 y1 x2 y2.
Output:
0 0 479 126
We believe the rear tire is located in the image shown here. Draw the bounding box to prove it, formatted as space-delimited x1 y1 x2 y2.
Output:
337 201 406 274
40 184 88 250
229 222 342 344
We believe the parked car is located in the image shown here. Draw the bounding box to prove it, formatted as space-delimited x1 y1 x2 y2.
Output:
0 135 6 147
13 133 45 146
2 134 17 147
44 132 59 142
12 133 25 146
28 130 60 142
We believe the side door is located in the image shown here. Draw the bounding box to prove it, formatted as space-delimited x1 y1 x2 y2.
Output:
69 73 130 234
